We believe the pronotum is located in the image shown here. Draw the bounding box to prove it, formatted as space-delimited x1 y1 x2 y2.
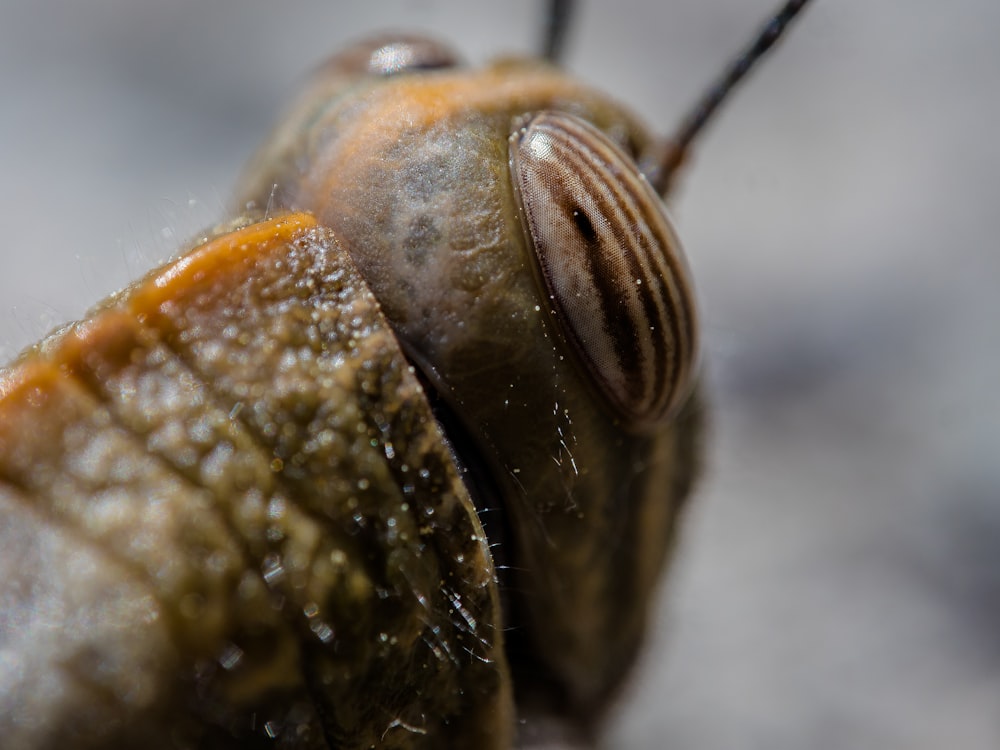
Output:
0 2 810 748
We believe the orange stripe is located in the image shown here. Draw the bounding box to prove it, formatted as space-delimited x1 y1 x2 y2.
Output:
128 212 318 317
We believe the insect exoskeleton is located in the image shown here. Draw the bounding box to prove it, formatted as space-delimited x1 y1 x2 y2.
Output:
0 213 513 748
238 34 702 734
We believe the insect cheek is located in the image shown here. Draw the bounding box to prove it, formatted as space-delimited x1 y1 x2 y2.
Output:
510 111 700 431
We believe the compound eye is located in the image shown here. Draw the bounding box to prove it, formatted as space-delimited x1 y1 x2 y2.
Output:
324 35 461 76
509 112 699 428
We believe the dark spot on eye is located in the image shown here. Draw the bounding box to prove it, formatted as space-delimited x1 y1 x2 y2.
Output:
571 208 598 245
624 132 643 162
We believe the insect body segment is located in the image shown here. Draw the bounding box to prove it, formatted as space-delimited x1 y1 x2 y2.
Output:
0 214 511 749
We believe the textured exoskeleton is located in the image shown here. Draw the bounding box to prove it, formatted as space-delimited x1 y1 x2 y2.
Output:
0 35 702 750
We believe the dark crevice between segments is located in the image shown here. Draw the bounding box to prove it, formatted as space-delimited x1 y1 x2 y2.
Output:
0 457 144 585
0 374 207 622
0 476 158 618
68 353 263 582
60 345 322 747
405 356 586 731
406 363 512 603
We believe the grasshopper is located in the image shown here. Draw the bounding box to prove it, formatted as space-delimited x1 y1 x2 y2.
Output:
0 2 810 747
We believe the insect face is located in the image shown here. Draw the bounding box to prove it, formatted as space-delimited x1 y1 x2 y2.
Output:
237 37 703 719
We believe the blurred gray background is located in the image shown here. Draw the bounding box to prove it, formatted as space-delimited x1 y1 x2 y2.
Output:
2 1 999 747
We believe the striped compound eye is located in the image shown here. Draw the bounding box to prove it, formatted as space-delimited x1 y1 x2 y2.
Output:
510 112 699 429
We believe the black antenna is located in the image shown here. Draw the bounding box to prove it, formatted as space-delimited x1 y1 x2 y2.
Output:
542 0 575 64
653 0 813 196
